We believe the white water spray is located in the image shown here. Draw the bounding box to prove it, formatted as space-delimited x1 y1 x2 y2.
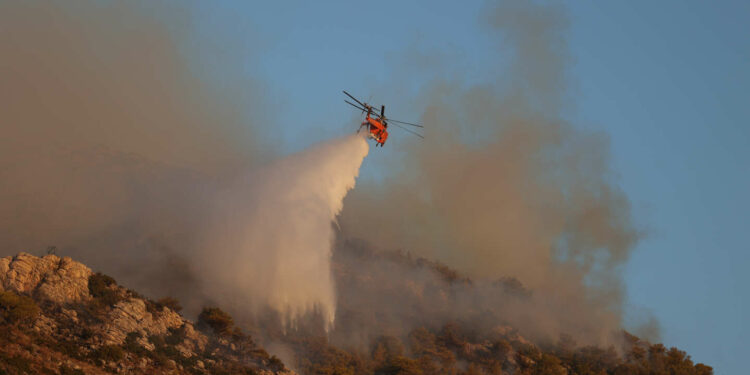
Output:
195 134 369 329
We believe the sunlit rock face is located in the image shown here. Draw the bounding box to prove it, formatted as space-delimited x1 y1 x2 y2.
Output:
0 252 296 374
0 253 92 304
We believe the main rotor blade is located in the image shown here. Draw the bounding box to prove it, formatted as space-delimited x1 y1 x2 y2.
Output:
343 91 366 107
360 107 382 119
388 119 423 128
392 123 424 139
344 100 367 112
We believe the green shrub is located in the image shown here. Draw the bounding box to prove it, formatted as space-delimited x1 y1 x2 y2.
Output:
147 333 184 366
165 326 187 346
127 289 145 300
148 334 166 347
88 272 124 307
53 341 83 360
145 299 161 315
376 355 423 375
176 354 199 368
88 272 116 295
0 291 40 324
79 327 94 340
90 344 124 363
0 353 33 373
155 343 180 359
198 307 234 335
268 355 285 372
59 365 85 375
124 331 148 355
157 297 183 312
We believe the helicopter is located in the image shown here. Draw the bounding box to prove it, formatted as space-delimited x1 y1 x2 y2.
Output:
343 90 423 147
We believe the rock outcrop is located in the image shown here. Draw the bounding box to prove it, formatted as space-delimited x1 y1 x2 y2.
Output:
0 252 92 304
0 252 292 375
99 298 184 346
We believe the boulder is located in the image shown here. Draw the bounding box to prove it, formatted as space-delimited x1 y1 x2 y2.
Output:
0 253 92 303
99 299 183 345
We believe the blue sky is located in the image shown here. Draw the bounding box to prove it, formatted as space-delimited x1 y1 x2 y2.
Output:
182 1 748 372
565 2 749 373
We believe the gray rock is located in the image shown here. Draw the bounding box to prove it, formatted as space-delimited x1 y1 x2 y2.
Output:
99 299 183 345
0 253 92 303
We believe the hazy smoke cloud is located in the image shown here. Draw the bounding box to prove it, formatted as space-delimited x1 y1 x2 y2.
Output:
0 1 371 326
0 0 645 351
331 240 621 350
0 2 253 268
338 0 640 346
0 1 266 304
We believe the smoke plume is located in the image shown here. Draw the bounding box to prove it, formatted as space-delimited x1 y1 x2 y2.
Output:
0 0 644 353
0 1 372 326
337 0 640 347
0 1 267 304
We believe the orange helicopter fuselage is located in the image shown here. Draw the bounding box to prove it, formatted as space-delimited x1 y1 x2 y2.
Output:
363 113 389 146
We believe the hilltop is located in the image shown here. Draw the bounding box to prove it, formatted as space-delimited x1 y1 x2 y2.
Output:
0 253 291 375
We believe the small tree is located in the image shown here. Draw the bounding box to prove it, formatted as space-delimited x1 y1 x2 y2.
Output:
88 272 123 306
0 291 40 324
90 345 124 363
88 272 116 296
198 307 234 335
157 297 182 312
376 355 423 375
268 355 286 372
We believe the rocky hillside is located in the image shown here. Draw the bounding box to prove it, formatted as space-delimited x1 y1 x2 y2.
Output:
0 251 713 375
0 253 293 375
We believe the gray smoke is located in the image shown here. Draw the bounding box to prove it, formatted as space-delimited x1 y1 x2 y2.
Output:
0 1 371 324
0 0 647 350
0 1 261 299
337 0 641 347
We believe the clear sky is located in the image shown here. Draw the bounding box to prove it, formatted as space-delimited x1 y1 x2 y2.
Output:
566 2 749 373
180 1 748 372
